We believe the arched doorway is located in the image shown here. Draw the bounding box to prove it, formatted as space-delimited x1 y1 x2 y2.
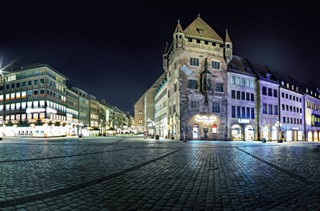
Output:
271 126 277 141
308 131 313 142
314 131 319 142
262 126 269 140
245 125 255 141
193 124 199 139
231 125 242 141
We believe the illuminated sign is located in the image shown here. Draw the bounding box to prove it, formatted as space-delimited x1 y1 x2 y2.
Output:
26 108 46 114
195 115 216 123
46 107 57 114
238 119 250 124
292 127 299 130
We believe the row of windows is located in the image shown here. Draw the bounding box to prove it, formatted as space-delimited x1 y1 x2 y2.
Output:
262 87 278 98
231 106 255 119
306 101 320 111
282 116 303 125
1 78 66 93
0 100 66 112
231 76 254 88
231 90 254 101
190 101 221 113
282 104 302 113
2 90 66 102
188 80 224 92
262 104 279 115
281 92 302 102
0 113 66 121
189 58 221 70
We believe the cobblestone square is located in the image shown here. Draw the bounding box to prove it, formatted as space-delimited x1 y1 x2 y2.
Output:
0 137 320 210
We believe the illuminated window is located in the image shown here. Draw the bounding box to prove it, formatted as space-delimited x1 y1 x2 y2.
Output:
27 102 32 108
0 105 3 111
22 91 26 98
16 114 20 120
5 94 10 100
0 95 3 101
11 103 15 110
11 115 15 120
21 102 26 109
21 114 26 120
6 105 10 111
33 113 38 120
16 103 21 110
11 93 15 99
40 100 45 107
16 92 21 99
33 101 38 108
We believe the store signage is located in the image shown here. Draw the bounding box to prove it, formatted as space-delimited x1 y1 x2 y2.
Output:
195 115 216 123
238 119 250 124
26 108 45 114
292 127 299 130
46 107 57 114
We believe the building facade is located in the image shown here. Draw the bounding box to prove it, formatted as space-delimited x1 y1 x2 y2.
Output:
135 15 320 142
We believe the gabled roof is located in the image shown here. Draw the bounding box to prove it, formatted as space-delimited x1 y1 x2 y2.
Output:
250 63 277 82
227 55 256 76
183 17 223 42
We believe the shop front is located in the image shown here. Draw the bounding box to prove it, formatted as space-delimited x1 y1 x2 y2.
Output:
230 119 256 141
285 127 303 141
187 114 223 140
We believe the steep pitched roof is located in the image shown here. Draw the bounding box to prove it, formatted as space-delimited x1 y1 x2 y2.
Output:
225 29 232 43
227 55 256 76
174 20 183 33
183 17 223 42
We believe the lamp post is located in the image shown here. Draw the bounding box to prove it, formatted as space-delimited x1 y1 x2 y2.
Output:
275 121 282 143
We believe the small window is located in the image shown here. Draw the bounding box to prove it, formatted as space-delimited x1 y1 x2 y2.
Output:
262 104 267 114
190 58 199 66
251 93 254 102
188 80 197 89
212 102 220 113
212 61 220 70
274 89 277 98
231 90 235 99
22 81 26 87
11 84 15 89
268 88 272 97
262 87 267 95
215 83 223 92
28 81 32 86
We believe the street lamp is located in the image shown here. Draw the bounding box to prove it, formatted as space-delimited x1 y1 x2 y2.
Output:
275 121 282 143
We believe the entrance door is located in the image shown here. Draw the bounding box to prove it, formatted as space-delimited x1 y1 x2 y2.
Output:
262 126 269 140
245 125 254 141
314 132 319 142
193 125 199 139
293 131 298 141
271 126 277 141
231 125 242 141
308 131 313 142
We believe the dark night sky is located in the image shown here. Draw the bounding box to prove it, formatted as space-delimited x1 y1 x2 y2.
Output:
1 4 320 114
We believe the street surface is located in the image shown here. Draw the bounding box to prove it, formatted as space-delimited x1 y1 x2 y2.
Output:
0 136 320 210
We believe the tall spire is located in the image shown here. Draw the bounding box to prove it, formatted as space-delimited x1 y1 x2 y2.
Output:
175 19 183 33
225 29 232 42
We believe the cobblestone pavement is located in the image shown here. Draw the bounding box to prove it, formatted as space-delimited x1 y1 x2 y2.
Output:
0 137 320 210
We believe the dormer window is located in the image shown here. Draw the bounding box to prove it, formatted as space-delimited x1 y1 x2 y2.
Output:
281 81 284 86
266 73 271 80
291 85 294 90
286 83 290 88
197 28 204 36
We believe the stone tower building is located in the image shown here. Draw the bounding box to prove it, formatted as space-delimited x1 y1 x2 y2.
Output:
163 15 232 140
